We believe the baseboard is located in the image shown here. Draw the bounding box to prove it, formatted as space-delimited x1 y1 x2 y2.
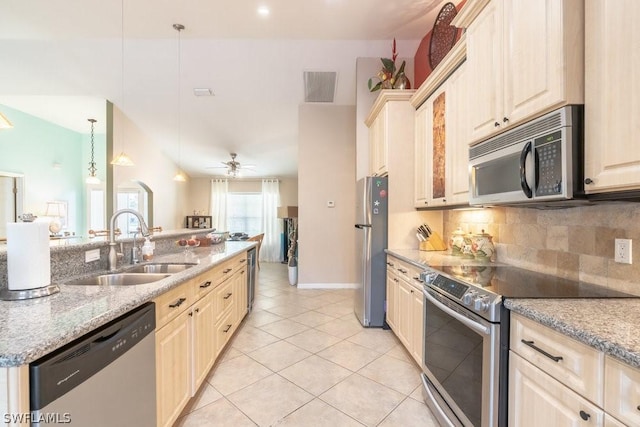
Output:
296 282 359 289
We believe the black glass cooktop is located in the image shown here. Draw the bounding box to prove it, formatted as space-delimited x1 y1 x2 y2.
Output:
435 264 636 299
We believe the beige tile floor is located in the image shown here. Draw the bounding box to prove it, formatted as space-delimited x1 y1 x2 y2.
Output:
176 262 440 427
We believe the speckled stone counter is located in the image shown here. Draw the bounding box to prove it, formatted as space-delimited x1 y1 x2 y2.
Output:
505 299 640 368
0 241 255 367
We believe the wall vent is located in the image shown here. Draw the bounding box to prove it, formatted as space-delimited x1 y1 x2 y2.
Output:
303 71 337 103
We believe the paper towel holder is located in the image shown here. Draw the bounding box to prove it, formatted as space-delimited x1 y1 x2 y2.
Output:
0 284 60 301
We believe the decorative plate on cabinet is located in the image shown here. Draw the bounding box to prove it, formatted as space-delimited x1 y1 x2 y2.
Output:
428 2 459 70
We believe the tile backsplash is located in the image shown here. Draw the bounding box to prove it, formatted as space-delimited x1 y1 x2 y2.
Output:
444 202 640 296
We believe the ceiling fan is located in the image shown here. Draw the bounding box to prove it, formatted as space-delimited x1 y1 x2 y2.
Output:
206 153 256 177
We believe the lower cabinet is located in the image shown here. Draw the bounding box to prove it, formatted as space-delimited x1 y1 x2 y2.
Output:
386 256 424 366
155 253 248 427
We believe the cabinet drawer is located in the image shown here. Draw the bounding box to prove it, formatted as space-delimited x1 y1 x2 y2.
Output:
511 313 604 405
192 268 218 300
214 278 235 319
215 309 235 357
154 280 195 330
387 257 423 288
605 355 640 426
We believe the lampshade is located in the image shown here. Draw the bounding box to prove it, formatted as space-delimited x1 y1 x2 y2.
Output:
173 171 186 182
45 201 66 218
111 151 135 166
0 112 13 129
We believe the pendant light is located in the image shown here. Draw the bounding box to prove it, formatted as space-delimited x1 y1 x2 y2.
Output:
173 23 186 182
86 118 101 184
111 0 134 167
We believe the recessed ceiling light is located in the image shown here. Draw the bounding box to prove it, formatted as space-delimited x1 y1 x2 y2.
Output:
193 88 214 97
257 6 270 17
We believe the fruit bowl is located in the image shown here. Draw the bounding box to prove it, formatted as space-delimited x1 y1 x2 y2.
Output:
177 238 200 253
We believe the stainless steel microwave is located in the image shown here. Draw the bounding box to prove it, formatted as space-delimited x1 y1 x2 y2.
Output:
469 105 585 206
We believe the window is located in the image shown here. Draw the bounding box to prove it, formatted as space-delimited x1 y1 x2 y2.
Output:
226 192 262 235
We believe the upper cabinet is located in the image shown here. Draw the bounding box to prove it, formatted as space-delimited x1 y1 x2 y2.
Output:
365 91 415 177
412 39 469 208
461 0 584 144
584 0 640 194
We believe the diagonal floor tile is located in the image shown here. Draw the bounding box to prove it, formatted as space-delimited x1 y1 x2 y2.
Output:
317 340 382 372
357 354 422 395
347 328 400 353
257 318 309 339
247 340 312 372
285 328 342 353
276 398 364 426
244 310 284 327
378 397 439 427
228 374 313 426
288 310 335 327
264 303 309 318
180 383 223 415
207 354 273 396
175 397 256 427
315 302 356 317
230 326 279 353
319 373 405 427
279 355 352 396
315 317 364 339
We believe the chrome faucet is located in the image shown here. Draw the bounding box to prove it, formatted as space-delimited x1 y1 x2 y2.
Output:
109 209 150 271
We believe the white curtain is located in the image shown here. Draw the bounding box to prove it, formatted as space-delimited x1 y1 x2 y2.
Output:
261 179 281 262
210 179 228 231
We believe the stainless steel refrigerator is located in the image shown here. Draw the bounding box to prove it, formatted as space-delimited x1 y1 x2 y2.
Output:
354 176 388 327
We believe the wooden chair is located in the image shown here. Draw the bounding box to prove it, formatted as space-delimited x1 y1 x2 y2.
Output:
248 233 264 269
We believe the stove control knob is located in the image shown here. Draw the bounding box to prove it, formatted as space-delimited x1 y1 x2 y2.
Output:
462 291 477 306
474 296 490 312
420 271 438 284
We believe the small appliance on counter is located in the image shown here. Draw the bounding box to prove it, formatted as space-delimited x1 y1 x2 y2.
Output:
0 214 59 301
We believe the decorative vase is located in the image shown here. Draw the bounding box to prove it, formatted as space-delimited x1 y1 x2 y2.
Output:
288 266 298 286
393 72 411 90
381 80 393 89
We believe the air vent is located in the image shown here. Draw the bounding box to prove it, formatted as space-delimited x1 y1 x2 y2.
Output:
303 71 337 103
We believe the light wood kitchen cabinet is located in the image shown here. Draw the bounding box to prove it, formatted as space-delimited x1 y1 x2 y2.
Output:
509 352 605 426
156 307 191 427
191 291 216 394
584 0 640 193
234 269 248 327
412 41 468 208
386 255 424 366
462 0 584 144
365 90 415 177
605 414 628 427
604 355 640 427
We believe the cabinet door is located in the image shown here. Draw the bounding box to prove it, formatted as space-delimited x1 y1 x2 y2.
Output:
414 102 431 207
410 284 424 365
192 292 216 393
369 109 388 177
445 64 470 205
605 356 640 427
386 268 399 331
466 0 503 143
234 268 248 329
509 352 604 427
396 279 412 349
156 309 192 427
585 0 640 193
215 309 235 357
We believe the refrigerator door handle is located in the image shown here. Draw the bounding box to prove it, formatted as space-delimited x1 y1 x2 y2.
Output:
355 224 372 229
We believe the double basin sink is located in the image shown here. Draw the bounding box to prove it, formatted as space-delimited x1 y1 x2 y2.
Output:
65 263 196 286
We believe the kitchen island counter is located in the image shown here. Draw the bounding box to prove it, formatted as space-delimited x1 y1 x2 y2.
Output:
0 241 255 367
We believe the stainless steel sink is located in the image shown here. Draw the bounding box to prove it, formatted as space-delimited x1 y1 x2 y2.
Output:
125 263 196 274
65 273 171 286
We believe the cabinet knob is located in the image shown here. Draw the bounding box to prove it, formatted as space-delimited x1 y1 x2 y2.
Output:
579 410 590 421
494 122 500 127
584 178 594 185
503 117 509 123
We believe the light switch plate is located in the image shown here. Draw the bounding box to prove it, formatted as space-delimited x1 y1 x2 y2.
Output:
327 201 335 208
85 249 100 263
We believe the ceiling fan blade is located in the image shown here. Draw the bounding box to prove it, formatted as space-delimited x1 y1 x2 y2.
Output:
241 164 256 169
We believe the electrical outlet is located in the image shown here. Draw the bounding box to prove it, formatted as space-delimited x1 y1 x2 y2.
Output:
615 238 632 264
85 248 100 263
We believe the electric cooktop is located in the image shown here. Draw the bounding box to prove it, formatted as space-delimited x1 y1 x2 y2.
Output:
433 263 636 299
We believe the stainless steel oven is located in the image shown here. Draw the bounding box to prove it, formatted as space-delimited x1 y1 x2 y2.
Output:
420 269 508 427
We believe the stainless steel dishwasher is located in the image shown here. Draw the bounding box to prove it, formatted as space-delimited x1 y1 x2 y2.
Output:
247 247 257 312
30 302 156 426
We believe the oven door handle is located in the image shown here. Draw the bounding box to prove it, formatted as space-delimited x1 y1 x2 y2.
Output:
519 141 533 198
424 290 490 336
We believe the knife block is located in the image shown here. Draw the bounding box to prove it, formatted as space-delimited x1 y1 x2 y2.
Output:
419 231 448 251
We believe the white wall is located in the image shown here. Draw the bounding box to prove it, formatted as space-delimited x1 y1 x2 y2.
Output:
298 104 356 286
112 106 189 229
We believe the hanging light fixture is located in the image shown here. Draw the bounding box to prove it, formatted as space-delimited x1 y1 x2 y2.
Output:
111 0 134 167
86 118 101 184
173 23 186 182
0 112 13 129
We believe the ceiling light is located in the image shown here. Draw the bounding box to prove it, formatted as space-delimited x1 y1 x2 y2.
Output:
173 23 186 183
111 0 134 167
257 6 270 17
86 118 101 184
0 112 13 129
193 88 214 97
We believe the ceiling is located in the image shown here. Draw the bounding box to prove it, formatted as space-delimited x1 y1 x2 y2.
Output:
0 0 448 178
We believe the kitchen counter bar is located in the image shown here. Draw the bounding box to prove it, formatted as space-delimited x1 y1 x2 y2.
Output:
0 241 255 367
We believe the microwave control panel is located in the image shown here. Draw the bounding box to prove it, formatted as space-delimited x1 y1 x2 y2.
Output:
534 130 563 196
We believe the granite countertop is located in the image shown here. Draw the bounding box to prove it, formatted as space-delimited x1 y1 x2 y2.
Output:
0 241 255 367
387 248 640 368
505 299 640 368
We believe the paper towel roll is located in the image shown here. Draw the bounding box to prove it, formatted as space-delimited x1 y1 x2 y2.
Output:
7 222 51 291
